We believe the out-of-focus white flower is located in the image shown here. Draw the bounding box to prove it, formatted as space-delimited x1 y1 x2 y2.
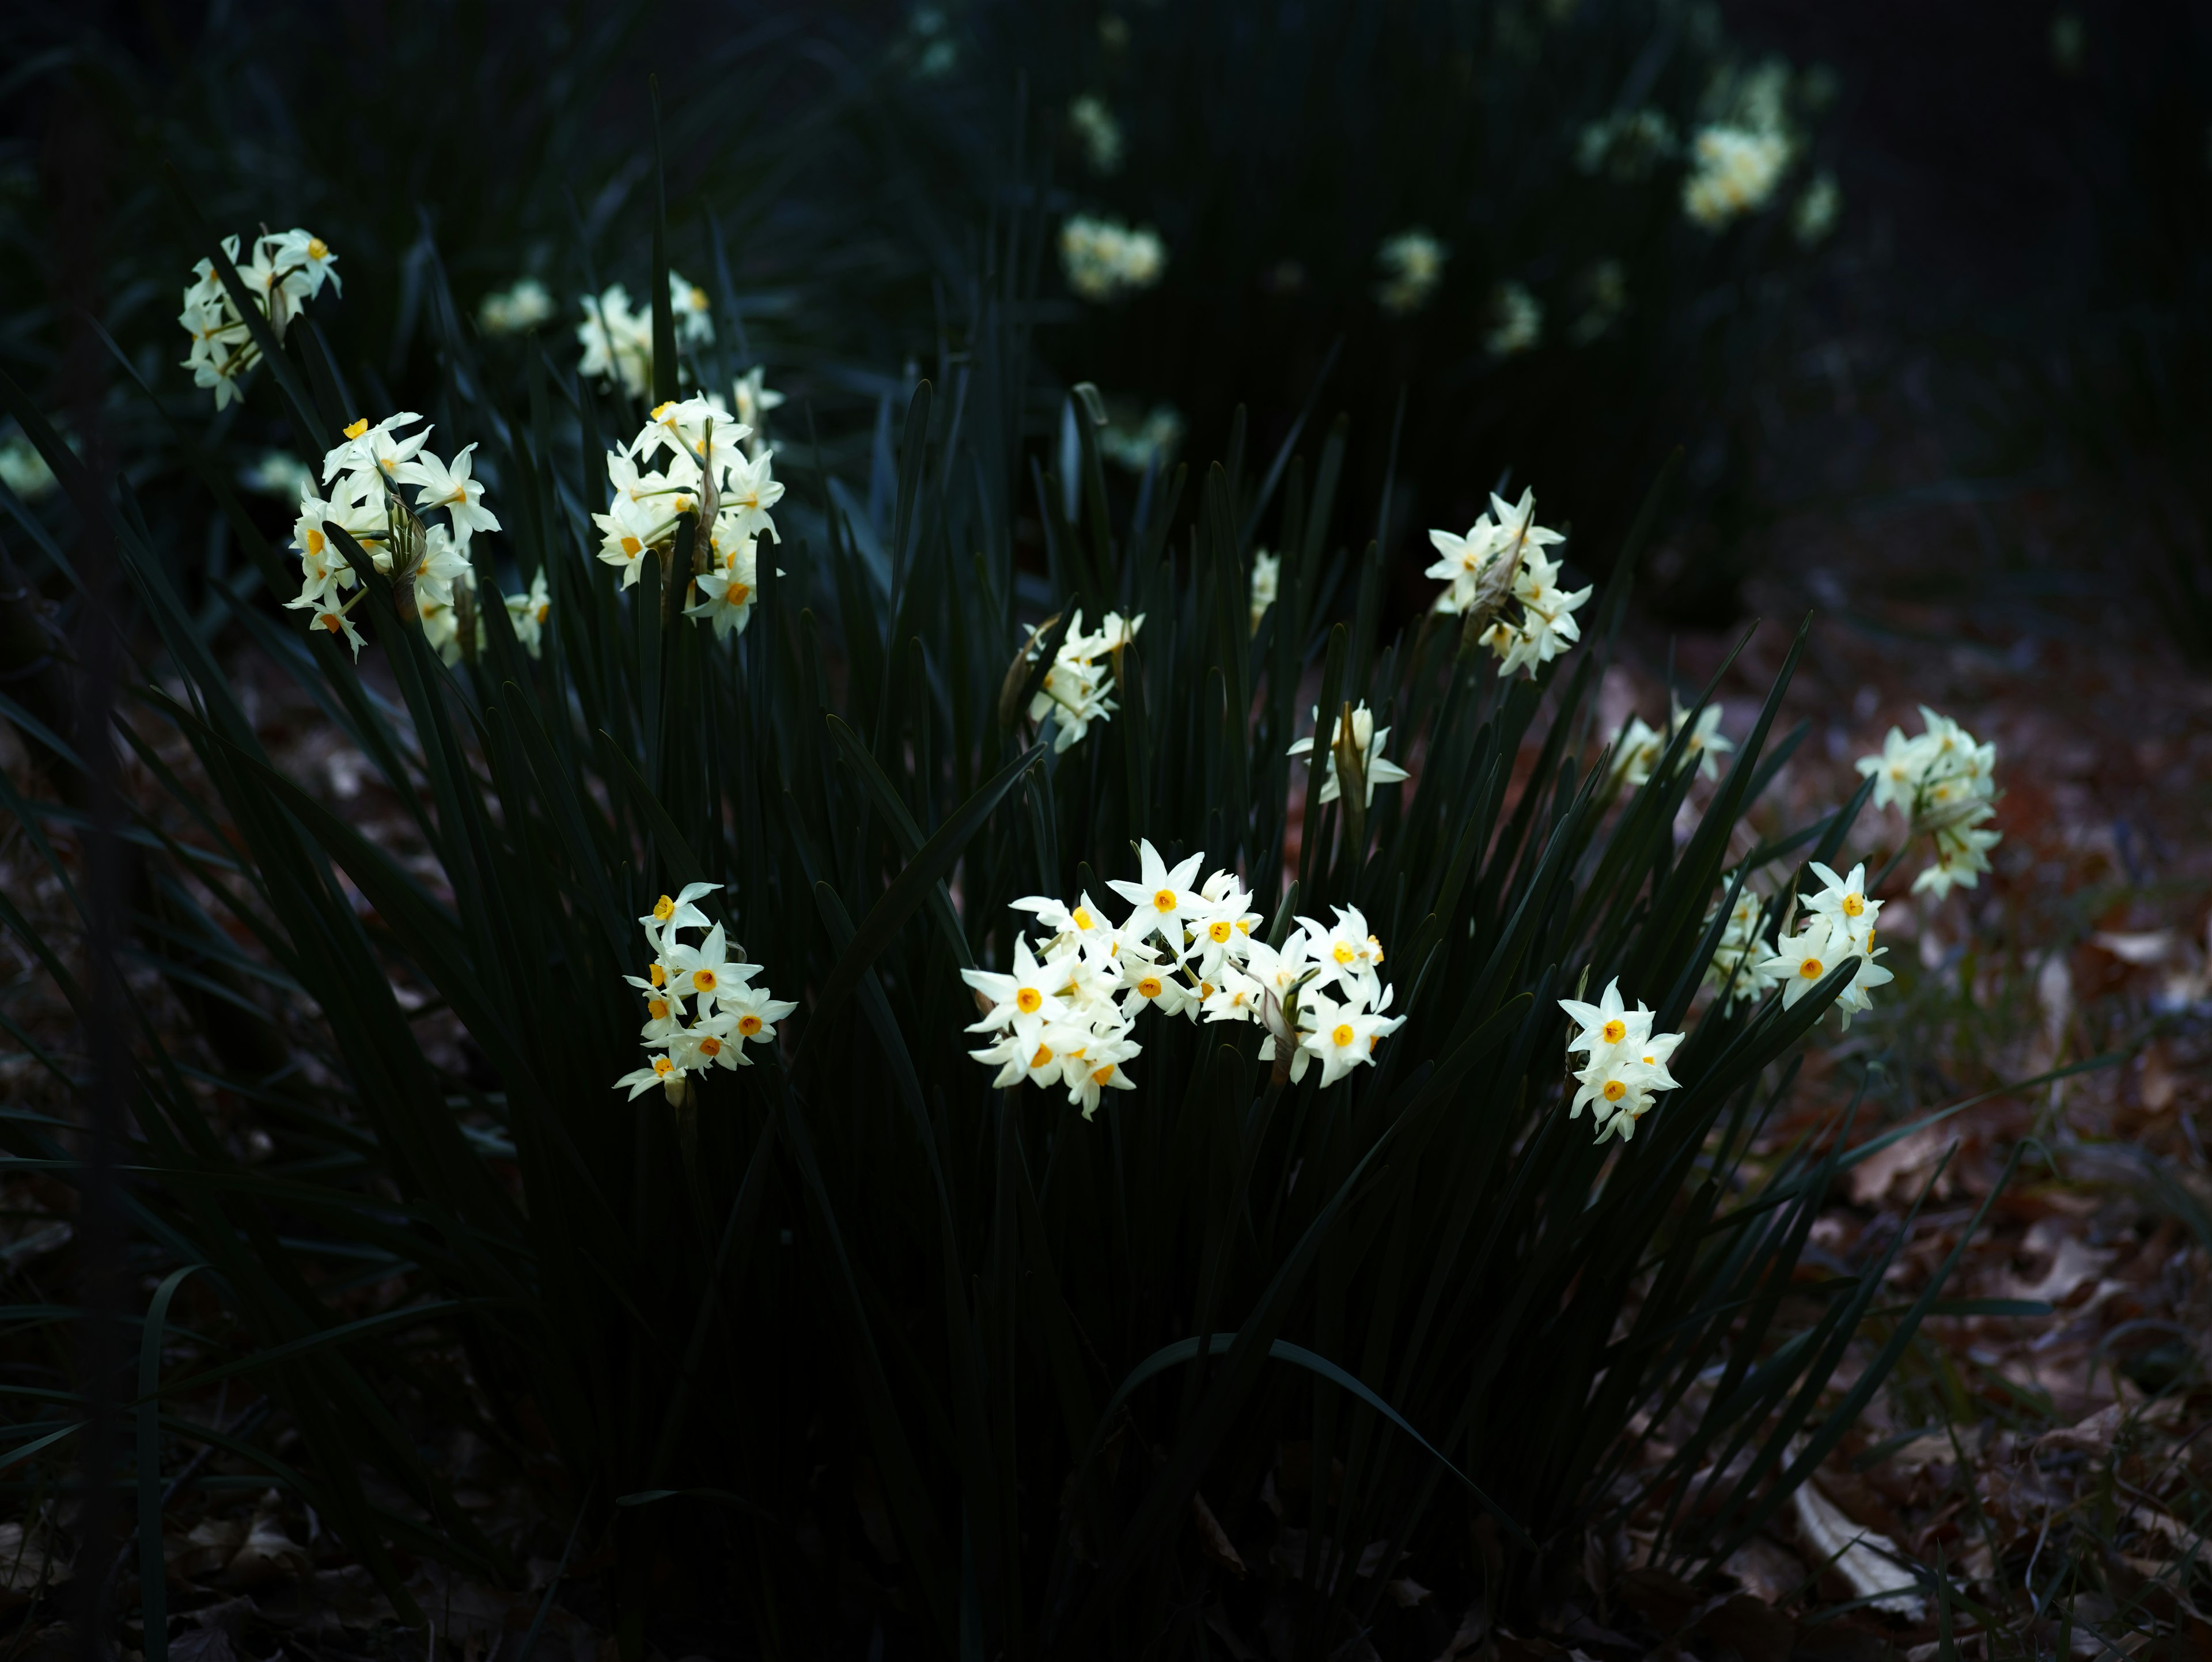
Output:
1287 701 1411 808
397 442 499 555
1703 883 1782 1013
576 272 714 399
1376 230 1447 316
1575 108 1678 180
240 450 314 501
1613 695 1733 789
479 278 555 336
0 433 57 501
730 366 784 458
1557 978 1685 1142
1854 706 2001 899
614 892 793 1104
505 570 551 659
1248 549 1280 634
1792 171 1842 245
1100 404 1183 473
1683 124 1793 229
1484 282 1543 357
1060 215 1167 302
177 229 338 410
1569 259 1628 345
1069 94 1125 175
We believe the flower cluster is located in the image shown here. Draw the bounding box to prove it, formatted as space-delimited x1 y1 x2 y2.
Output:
1702 884 1781 1013
1425 489 1592 677
1681 124 1791 229
1761 861 1893 1029
1575 107 1678 181
961 841 1404 1114
287 414 505 661
576 274 715 399
1856 707 2001 898
1558 980 1685 1144
1609 697 1734 790
1060 215 1168 302
1099 403 1183 473
1376 230 1447 316
1024 609 1142 753
177 229 340 410
479 277 555 336
1287 701 1409 809
1067 94 1124 175
1484 281 1543 357
592 396 783 643
613 884 796 1104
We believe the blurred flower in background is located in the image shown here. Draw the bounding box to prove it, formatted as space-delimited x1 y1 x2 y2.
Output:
479 277 555 336
1060 215 1167 301
1067 94 1124 174
1376 229 1448 316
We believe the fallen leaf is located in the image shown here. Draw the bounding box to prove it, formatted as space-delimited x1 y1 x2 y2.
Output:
1791 1482 1927 1622
1190 1491 1245 1576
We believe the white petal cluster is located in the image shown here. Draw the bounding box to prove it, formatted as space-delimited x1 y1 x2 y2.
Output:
1682 124 1792 229
1099 404 1183 473
1376 230 1447 316
1484 281 1543 357
1575 108 1678 181
1854 707 2001 899
1756 861 1893 1029
613 884 796 1104
1793 172 1842 246
240 450 314 501
1702 884 1782 1013
1286 701 1410 808
177 229 340 410
286 414 512 663
962 841 1404 1112
1609 696 1734 789
1248 550 1280 635
1025 609 1143 754
1068 95 1124 175
1060 215 1167 302
478 277 555 336
592 396 783 645
1556 979 1686 1144
1424 489 1591 678
575 274 717 399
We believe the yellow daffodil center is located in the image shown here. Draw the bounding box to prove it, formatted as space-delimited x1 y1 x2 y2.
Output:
621 536 642 556
1091 1065 1115 1085
1199 982 1215 999
1072 907 1093 930
1799 957 1823 980
1603 1080 1627 1102
652 1057 675 1077
1209 921 1234 944
737 1014 763 1036
1842 894 1865 918
1865 928 1877 949
1016 987 1043 1014
343 418 368 439
690 286 707 309
319 614 342 633
647 963 665 987
305 528 325 555
1331 1023 1356 1048
1333 943 1356 964
1153 889 1177 913
1135 976 1163 999
1366 936 1383 961
653 896 676 922
1642 1054 1655 1066
698 1037 722 1057
1601 1019 1626 1044
308 238 328 259
647 999 668 1020
692 968 718 992
1029 1044 1053 1069
652 402 676 419
728 582 750 603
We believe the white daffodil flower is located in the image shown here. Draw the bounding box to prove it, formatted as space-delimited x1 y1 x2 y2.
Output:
1286 701 1412 808
1107 840 1208 945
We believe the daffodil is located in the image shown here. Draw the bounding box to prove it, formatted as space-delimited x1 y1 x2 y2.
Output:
1286 702 1411 807
1105 840 1207 945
